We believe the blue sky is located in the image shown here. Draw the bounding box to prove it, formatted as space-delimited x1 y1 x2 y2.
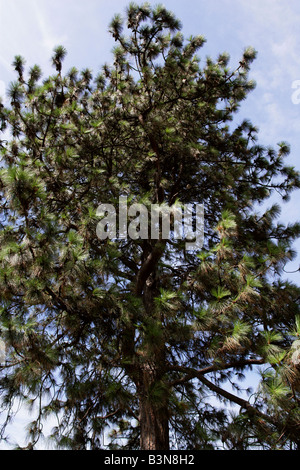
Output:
0 0 300 449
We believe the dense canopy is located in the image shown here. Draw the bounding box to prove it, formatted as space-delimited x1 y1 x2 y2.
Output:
0 3 300 450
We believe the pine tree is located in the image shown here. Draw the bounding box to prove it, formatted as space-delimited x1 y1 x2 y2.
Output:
0 3 300 450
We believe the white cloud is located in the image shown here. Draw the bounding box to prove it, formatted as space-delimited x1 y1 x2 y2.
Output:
0 0 69 79
239 0 300 92
229 1 300 148
30 0 68 54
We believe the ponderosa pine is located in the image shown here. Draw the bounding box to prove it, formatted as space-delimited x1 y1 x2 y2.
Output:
0 3 300 450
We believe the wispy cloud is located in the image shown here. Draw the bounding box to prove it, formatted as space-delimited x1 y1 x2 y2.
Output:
231 1 300 148
0 0 68 79
30 0 68 55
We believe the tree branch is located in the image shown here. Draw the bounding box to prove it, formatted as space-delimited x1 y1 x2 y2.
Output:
168 358 265 387
169 364 272 426
135 240 166 295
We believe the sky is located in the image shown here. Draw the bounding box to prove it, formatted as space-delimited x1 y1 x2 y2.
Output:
0 0 300 449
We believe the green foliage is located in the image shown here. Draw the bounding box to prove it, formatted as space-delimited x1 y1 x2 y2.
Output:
51 45 67 73
0 3 299 450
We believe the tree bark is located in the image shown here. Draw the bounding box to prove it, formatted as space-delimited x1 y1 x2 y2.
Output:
134 238 170 450
138 361 170 450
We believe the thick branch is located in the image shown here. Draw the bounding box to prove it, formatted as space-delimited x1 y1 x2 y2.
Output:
196 374 286 445
169 364 272 427
168 362 278 435
197 373 263 417
168 358 265 387
135 240 166 296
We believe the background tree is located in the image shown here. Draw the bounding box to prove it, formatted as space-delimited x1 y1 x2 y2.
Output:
0 3 300 450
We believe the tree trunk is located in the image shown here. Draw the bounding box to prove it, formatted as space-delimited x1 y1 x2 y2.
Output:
135 245 169 450
138 362 169 450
